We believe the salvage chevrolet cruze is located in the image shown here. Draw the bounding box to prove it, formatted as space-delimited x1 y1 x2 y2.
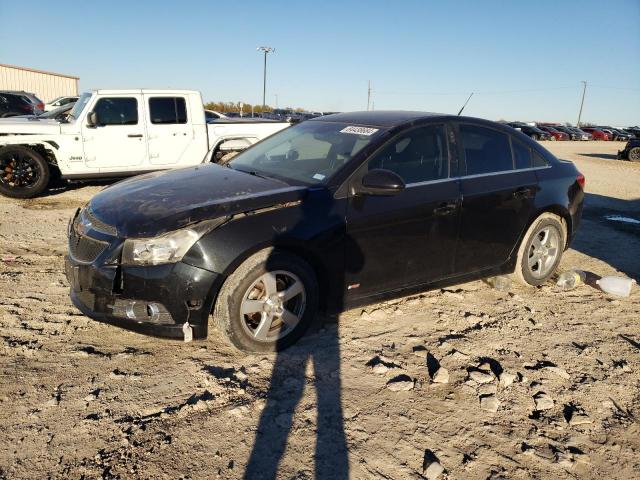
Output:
65 112 585 351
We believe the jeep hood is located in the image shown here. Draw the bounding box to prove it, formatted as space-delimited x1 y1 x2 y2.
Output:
89 164 308 237
0 117 62 135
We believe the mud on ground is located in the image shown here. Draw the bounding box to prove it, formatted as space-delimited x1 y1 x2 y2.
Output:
1 142 639 479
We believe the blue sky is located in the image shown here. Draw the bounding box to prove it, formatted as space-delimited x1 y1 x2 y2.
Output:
1 0 638 125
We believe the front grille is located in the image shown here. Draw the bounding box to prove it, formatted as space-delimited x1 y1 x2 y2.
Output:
69 228 109 263
85 208 117 235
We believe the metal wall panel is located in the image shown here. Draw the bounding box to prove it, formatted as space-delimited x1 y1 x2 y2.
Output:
0 64 79 102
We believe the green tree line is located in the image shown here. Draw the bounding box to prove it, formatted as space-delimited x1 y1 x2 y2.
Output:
203 101 306 114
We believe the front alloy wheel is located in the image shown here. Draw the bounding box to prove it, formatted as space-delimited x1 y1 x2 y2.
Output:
240 270 306 342
629 147 640 162
213 249 319 352
0 146 50 198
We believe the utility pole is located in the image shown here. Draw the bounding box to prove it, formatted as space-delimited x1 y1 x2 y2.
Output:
257 46 275 109
576 81 587 127
367 80 371 111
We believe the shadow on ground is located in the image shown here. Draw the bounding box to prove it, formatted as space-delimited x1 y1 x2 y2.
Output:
571 192 640 280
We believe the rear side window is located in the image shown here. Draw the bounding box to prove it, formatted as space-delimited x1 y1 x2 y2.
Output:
368 124 448 184
94 97 138 125
532 150 549 167
512 139 531 169
149 97 187 124
460 124 513 175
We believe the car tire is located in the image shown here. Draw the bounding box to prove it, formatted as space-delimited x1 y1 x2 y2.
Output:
512 213 567 287
531 134 539 141
0 146 50 198
629 147 640 162
212 248 319 352
549 136 556 141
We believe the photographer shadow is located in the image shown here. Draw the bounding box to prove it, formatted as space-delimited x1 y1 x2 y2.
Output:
244 190 362 479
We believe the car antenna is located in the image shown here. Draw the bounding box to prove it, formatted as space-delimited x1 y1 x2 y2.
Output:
457 92 474 116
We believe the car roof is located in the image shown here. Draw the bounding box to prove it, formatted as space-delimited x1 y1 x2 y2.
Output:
311 110 451 127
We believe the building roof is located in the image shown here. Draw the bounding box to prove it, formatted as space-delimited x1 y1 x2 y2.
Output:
0 63 79 80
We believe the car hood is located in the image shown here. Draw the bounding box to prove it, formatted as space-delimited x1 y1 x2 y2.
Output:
89 164 308 237
0 117 62 134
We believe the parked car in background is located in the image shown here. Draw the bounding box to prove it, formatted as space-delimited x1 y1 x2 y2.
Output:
599 127 632 142
44 96 79 112
0 92 35 117
580 127 609 141
0 89 290 198
64 111 585 350
566 127 592 141
618 139 640 162
624 127 640 138
506 122 551 141
0 90 45 114
551 125 582 141
537 125 569 141
14 102 76 122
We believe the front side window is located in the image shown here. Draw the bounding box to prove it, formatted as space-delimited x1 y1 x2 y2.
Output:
93 97 138 125
367 125 448 184
149 97 187 124
229 121 384 185
460 124 513 175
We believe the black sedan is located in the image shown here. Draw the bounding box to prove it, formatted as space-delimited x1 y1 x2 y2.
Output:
506 123 551 141
65 112 585 351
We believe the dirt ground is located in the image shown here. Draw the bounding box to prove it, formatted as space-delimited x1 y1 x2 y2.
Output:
1 141 639 479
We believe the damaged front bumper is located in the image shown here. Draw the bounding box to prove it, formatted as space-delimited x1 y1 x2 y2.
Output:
65 256 221 340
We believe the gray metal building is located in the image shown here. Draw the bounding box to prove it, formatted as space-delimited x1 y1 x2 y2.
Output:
0 63 79 102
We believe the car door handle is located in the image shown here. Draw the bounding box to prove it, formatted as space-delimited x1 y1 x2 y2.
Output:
127 134 143 138
433 201 458 216
513 187 534 199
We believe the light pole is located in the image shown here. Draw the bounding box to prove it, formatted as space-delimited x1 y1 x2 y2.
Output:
257 46 275 109
576 81 587 127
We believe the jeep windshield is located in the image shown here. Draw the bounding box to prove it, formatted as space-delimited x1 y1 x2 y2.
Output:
67 92 92 121
229 121 385 185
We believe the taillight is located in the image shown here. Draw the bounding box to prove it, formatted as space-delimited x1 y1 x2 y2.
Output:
37 103 44 110
576 173 585 189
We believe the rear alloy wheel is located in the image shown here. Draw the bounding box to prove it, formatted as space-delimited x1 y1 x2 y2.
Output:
531 134 539 141
549 136 556 141
512 213 566 286
213 248 318 352
629 147 640 162
0 146 50 198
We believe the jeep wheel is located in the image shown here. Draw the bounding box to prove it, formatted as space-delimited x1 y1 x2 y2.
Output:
213 248 319 352
0 146 50 198
629 147 640 162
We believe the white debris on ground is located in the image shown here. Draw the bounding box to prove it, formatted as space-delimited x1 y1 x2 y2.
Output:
0 142 639 478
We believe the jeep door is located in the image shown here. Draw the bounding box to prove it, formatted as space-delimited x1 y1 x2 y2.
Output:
81 95 148 170
143 94 204 166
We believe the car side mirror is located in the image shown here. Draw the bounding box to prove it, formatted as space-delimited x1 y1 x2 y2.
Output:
87 111 98 127
358 169 405 196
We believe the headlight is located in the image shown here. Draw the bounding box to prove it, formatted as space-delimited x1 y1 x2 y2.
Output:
121 217 227 266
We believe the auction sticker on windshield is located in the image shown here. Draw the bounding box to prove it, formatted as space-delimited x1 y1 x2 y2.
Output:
340 126 379 136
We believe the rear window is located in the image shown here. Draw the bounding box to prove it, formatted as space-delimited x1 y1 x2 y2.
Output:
149 97 187 124
460 124 513 175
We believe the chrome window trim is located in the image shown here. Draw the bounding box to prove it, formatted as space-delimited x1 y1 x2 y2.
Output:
403 165 551 187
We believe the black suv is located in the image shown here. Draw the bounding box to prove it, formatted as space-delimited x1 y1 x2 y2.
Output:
66 112 585 351
0 92 34 117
